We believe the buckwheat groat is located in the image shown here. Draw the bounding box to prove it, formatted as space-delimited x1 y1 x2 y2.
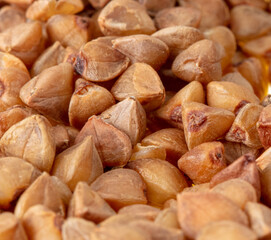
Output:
0 21 45 67
0 212 28 240
211 179 257 209
154 7 202 29
75 116 132 167
20 63 74 122
230 5 271 40
26 0 84 21
221 72 254 93
0 105 35 138
111 63 165 111
177 192 249 239
46 14 93 50
210 153 261 198
236 57 267 99
22 205 63 240
153 26 204 60
0 157 41 209
241 35 271 58
204 26 236 70
207 81 260 113
223 140 260 164
172 39 223 84
74 41 130 82
181 102 235 150
141 128 188 163
69 78 115 129
1 0 271 239
100 97 146 146
0 52 30 112
31 41 66 77
178 142 226 184
14 172 68 219
0 5 26 32
179 0 230 30
90 168 147 210
112 35 169 70
127 158 188 206
68 182 116 223
0 115 56 172
62 218 96 240
226 103 263 148
98 0 156 36
52 136 103 191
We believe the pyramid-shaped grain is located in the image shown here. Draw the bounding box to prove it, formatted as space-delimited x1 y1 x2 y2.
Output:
182 102 235 150
100 97 146 145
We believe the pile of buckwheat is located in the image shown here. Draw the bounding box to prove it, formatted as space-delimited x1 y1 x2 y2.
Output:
0 0 271 239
